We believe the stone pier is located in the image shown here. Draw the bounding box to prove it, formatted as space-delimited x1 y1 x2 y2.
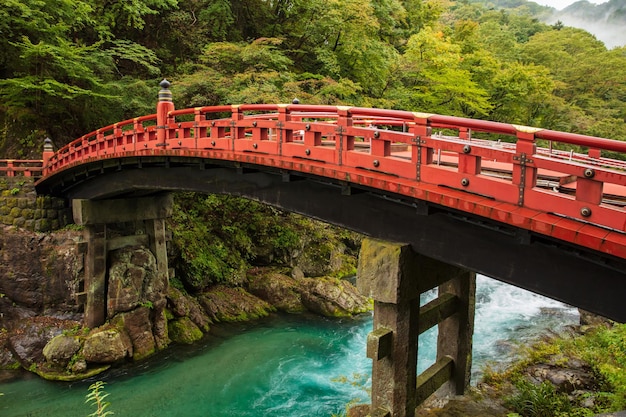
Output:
72 194 173 328
355 238 476 417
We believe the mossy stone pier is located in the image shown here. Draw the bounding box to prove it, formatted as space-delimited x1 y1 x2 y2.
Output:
355 238 476 417
72 194 172 328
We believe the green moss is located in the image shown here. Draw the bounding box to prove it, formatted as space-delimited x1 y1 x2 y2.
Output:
34 365 110 382
168 317 204 344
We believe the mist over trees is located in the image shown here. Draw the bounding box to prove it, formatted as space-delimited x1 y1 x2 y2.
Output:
0 0 624 158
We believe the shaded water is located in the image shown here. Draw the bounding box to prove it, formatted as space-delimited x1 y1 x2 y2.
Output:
1 276 579 417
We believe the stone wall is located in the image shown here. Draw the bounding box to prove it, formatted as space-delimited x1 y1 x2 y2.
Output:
0 177 71 232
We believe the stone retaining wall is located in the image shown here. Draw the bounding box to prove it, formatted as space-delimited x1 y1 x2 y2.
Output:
0 177 71 232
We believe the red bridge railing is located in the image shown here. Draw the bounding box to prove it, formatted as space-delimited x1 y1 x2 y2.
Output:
0 160 43 177
40 94 626 259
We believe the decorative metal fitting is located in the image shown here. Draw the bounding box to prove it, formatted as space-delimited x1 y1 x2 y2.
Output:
158 79 172 102
374 131 380 139
211 141 216 146
253 143 258 149
581 207 592 217
373 160 380 167
305 124 311 131
463 145 471 154
461 178 470 186
144 144 148 148
252 121 257 127
43 137 54 152
211 121 215 126
305 149 311 155
583 168 595 178
178 141 182 146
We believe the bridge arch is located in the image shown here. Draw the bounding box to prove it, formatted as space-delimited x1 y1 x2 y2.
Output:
32 81 626 416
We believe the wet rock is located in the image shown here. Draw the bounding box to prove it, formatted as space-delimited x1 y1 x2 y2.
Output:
107 246 159 316
579 309 613 327
70 358 87 373
111 307 156 360
247 270 305 313
42 334 80 367
168 317 203 344
82 328 132 363
299 277 370 317
0 226 81 318
8 317 79 367
415 394 509 416
167 287 211 331
198 285 275 322
524 354 598 394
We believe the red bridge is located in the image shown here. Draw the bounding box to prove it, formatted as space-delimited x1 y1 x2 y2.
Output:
5 80 626 416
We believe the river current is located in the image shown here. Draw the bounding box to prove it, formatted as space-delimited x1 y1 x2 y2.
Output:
1 275 579 417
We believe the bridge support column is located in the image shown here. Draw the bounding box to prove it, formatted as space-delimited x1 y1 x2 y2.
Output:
73 194 173 328
355 238 475 417
83 224 107 329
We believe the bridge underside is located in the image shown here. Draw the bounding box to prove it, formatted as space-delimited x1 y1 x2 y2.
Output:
37 157 626 321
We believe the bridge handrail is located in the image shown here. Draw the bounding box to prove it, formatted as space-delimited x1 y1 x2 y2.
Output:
0 159 43 177
39 103 626 258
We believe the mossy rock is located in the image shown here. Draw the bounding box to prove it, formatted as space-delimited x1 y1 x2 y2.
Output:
32 363 111 382
168 317 204 344
198 285 275 322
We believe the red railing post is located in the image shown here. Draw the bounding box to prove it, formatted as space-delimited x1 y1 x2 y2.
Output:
513 126 539 206
231 105 246 141
156 79 175 145
278 104 293 143
410 113 434 181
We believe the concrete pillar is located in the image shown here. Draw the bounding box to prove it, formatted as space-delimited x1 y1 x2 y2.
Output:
357 239 421 417
84 224 107 328
437 270 476 395
357 238 476 417
73 194 173 328
146 218 169 293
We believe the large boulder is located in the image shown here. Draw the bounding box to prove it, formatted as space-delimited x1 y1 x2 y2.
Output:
247 270 306 313
42 334 81 367
8 317 79 367
168 317 203 344
299 277 370 317
198 285 275 322
82 328 132 363
167 287 211 332
111 307 157 361
107 246 166 316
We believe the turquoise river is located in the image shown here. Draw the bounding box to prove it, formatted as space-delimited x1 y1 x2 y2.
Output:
1 275 579 416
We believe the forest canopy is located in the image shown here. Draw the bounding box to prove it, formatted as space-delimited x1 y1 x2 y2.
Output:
0 0 624 157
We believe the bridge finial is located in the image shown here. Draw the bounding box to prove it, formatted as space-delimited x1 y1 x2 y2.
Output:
43 137 54 152
42 137 55 169
292 98 300 104
158 79 172 103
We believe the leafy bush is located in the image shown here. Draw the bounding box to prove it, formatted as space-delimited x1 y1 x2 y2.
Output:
169 193 303 291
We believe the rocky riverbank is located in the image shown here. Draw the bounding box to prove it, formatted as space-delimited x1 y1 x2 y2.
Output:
0 219 369 381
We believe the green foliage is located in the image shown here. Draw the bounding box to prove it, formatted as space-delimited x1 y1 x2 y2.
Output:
505 380 572 417
2 0 626 158
486 323 626 416
85 381 114 417
169 193 302 291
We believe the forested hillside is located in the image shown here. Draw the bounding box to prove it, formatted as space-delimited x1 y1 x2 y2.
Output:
1 0 624 158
